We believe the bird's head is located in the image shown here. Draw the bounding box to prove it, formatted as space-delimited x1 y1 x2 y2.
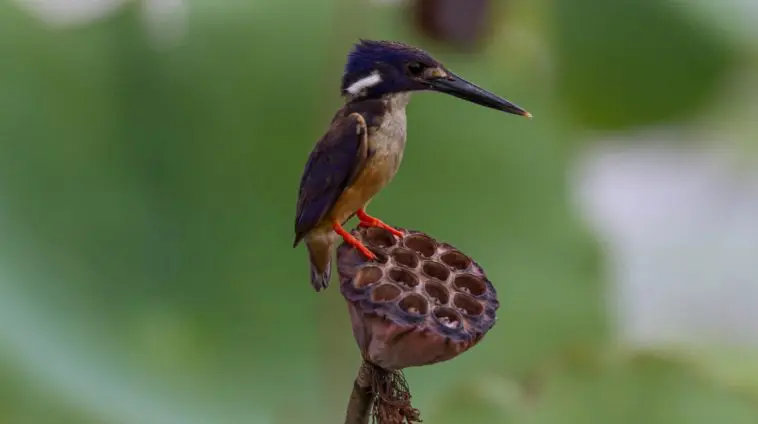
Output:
340 39 531 118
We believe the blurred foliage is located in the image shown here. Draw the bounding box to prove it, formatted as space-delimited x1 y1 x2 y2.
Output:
429 349 758 424
0 0 755 423
552 0 734 130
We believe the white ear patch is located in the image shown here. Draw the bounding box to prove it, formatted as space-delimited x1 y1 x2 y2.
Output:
345 72 383 95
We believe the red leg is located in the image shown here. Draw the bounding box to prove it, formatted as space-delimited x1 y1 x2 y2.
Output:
356 208 403 237
333 219 377 260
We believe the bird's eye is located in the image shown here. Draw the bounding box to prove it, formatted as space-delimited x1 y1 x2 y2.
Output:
406 62 425 76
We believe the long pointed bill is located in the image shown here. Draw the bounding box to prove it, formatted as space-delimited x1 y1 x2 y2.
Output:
429 72 532 118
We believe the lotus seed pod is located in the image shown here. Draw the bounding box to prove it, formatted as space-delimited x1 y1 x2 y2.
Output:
337 226 499 371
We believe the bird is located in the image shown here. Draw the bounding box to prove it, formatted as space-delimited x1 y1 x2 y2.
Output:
293 39 531 292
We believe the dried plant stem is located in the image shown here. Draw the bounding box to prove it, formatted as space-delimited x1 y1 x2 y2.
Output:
344 360 421 424
344 361 375 424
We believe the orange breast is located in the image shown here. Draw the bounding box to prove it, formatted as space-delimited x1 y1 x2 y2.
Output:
328 155 398 224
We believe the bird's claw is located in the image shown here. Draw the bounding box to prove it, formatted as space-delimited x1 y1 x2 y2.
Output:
355 243 377 260
332 218 378 261
356 209 403 237
359 219 403 237
343 233 377 260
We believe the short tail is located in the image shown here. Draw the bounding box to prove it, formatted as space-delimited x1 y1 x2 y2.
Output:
306 238 332 292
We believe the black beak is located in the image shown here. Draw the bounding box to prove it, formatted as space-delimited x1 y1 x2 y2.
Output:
428 71 532 118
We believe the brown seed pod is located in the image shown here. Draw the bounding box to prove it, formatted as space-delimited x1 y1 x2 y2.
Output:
338 226 499 371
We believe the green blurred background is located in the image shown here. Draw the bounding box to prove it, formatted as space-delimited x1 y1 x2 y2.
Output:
1 0 757 423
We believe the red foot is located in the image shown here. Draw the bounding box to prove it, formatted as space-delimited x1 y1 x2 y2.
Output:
332 219 377 260
356 209 403 237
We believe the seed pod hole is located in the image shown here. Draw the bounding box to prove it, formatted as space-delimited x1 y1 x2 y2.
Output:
404 234 437 258
453 293 484 316
424 281 450 305
389 267 419 288
371 283 402 302
391 248 419 268
399 293 429 315
434 307 462 329
368 247 389 264
440 250 471 271
453 274 487 296
422 261 450 282
364 227 397 249
355 266 383 288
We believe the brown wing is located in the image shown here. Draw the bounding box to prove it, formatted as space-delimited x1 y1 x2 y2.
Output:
293 112 368 246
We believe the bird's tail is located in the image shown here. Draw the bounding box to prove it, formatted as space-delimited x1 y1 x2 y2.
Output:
306 237 332 292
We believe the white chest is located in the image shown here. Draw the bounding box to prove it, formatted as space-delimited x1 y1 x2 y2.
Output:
372 111 406 154
369 94 409 164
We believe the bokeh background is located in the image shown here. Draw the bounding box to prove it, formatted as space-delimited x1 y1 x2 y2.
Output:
1 0 757 423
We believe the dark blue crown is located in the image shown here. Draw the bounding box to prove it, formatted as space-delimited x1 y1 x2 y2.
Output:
340 40 437 95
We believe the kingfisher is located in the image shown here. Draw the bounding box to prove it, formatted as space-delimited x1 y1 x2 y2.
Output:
293 39 531 292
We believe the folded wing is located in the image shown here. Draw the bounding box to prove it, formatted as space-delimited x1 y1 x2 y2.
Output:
293 112 369 246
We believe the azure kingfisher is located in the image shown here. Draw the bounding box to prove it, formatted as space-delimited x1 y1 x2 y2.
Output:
293 39 531 292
